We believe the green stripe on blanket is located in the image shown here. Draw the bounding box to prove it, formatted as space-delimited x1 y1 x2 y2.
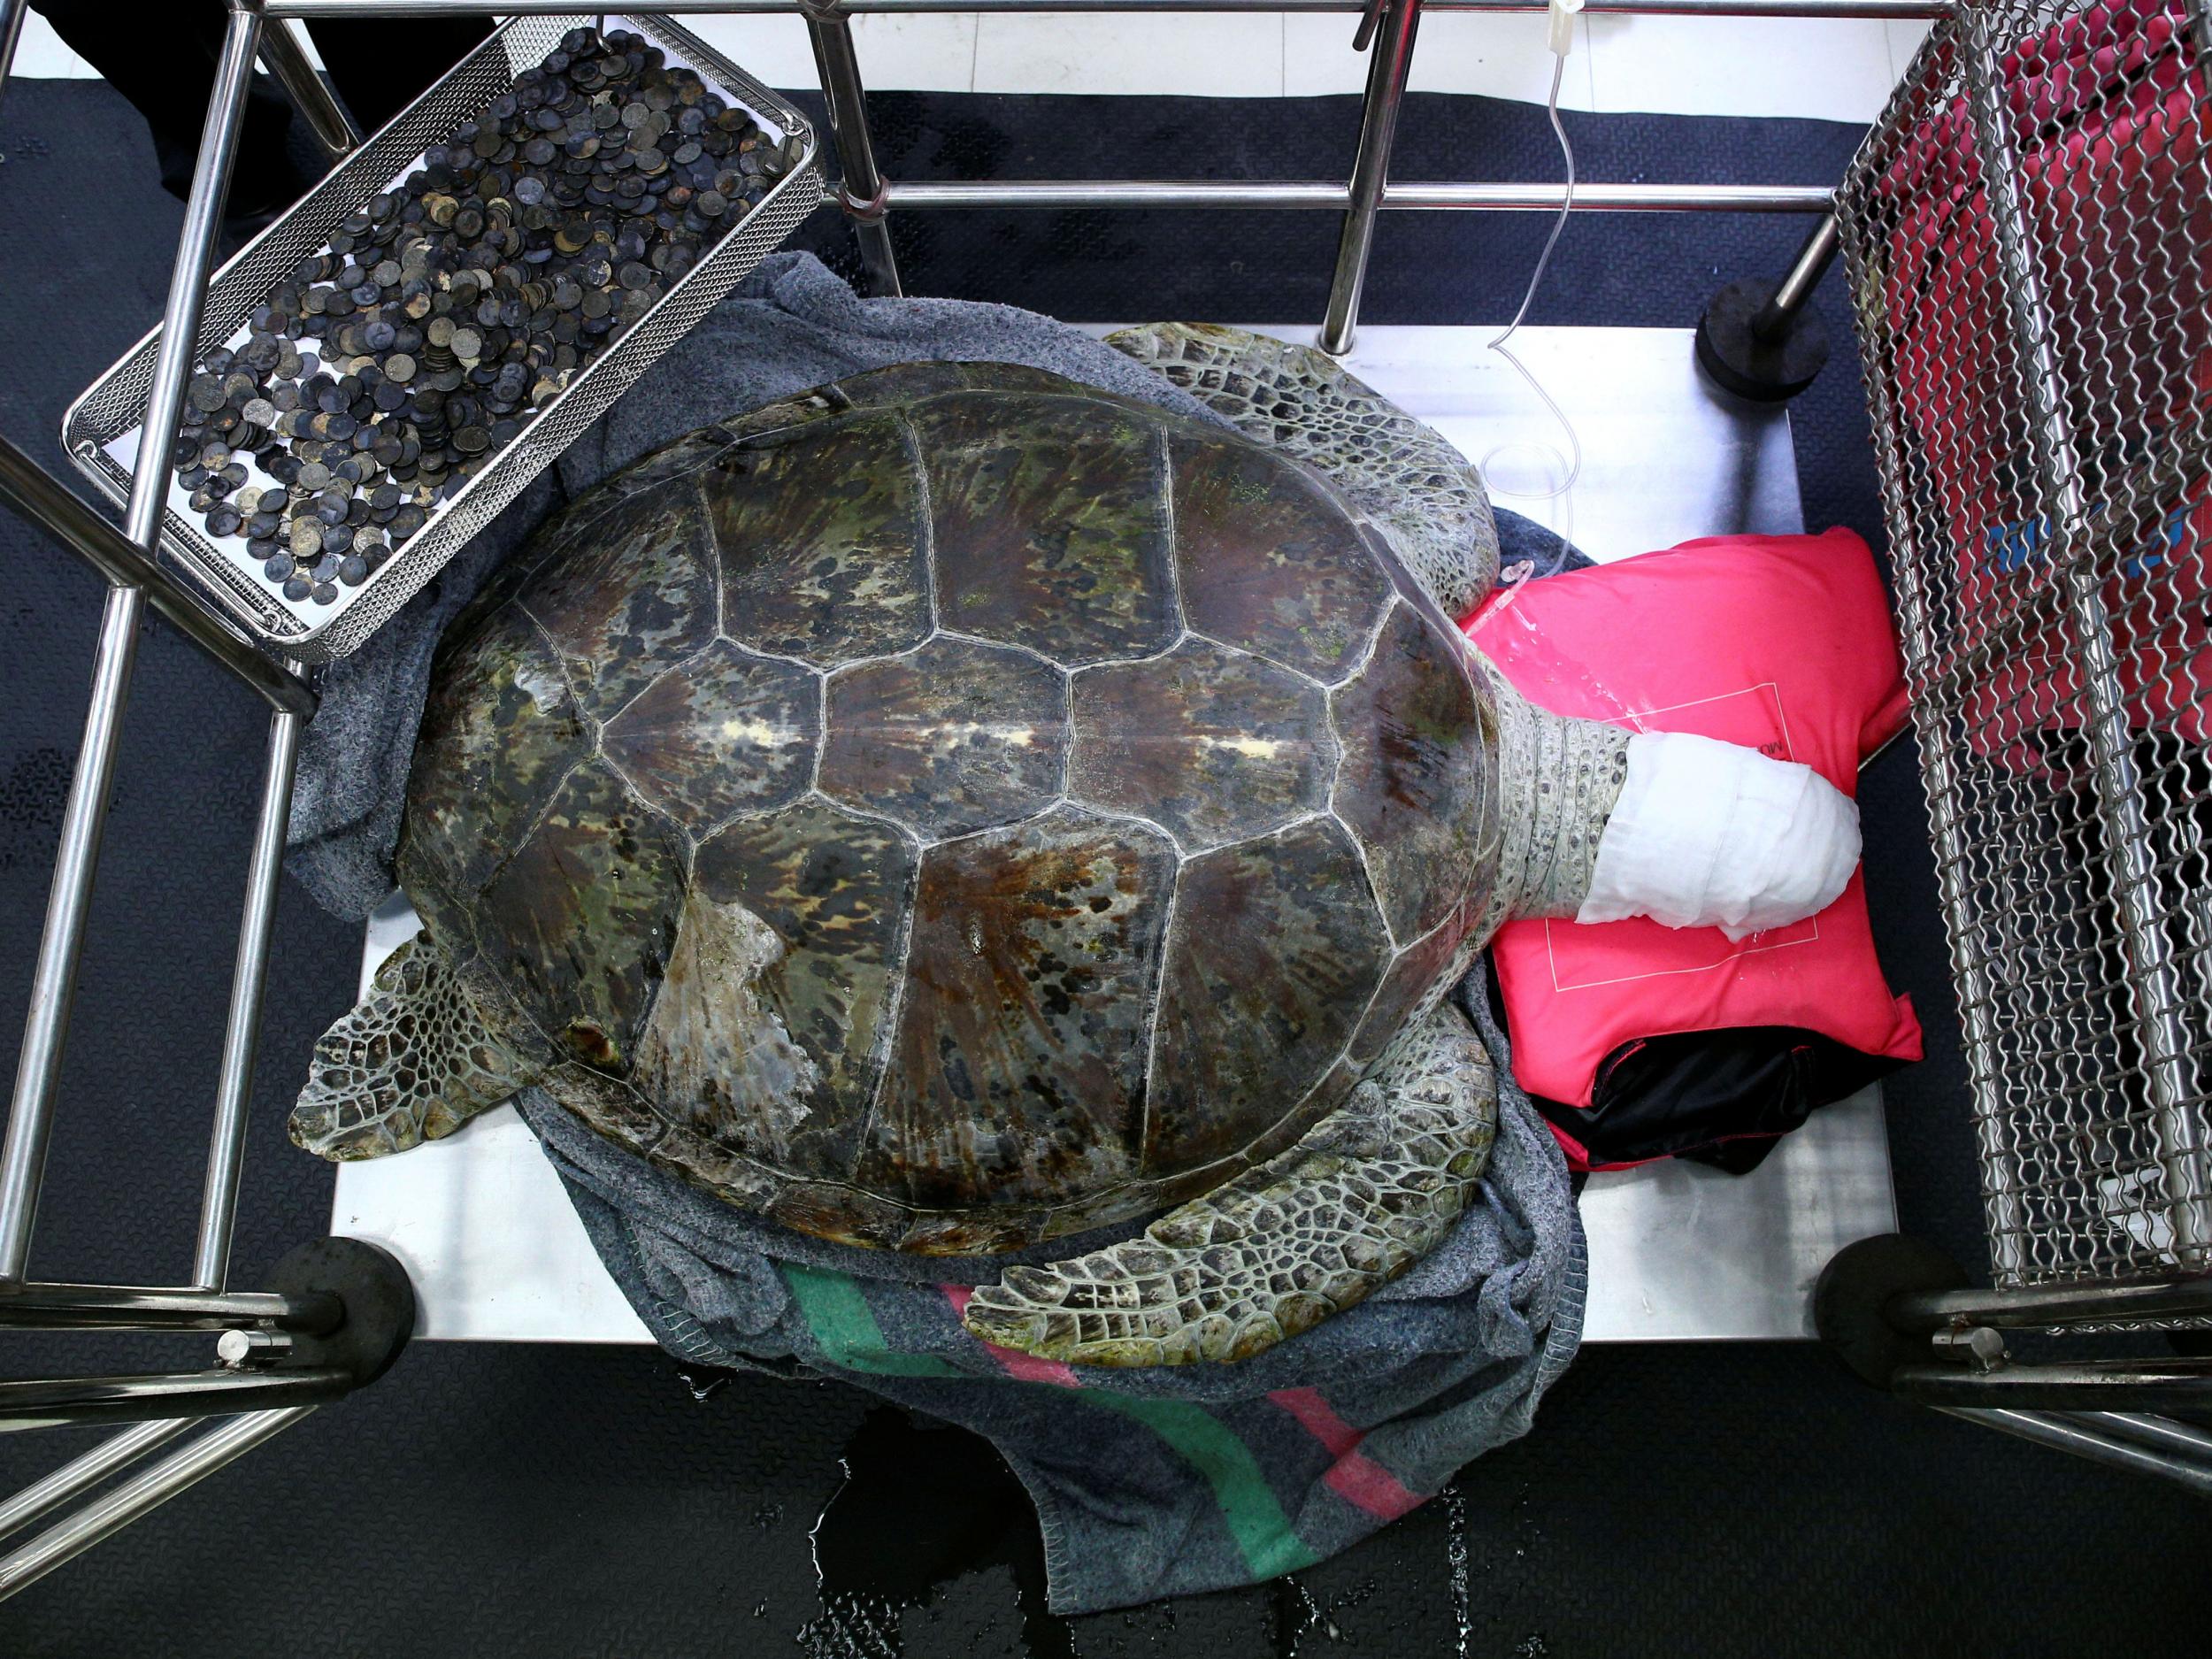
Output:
779 1263 1317 1579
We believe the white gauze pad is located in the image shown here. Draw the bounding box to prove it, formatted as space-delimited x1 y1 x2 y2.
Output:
1575 731 1860 941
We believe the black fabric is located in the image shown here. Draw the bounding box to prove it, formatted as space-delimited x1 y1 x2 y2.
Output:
1532 1026 1914 1174
30 0 302 212
282 15 499 136
1 72 2203 1657
28 3 491 215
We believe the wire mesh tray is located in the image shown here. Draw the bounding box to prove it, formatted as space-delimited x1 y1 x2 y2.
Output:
61 12 822 664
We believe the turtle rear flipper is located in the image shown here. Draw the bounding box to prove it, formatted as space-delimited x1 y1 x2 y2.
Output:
1105 320 1500 616
962 1002 1498 1367
290 934 541 1161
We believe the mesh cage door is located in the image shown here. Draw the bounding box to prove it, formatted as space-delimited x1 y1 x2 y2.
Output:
1836 0 2212 1293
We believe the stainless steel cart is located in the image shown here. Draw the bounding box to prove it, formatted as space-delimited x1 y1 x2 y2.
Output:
1814 0 2212 1494
0 0 1962 1601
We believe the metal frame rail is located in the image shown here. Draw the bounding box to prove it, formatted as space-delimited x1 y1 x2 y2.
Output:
0 0 1950 1600
265 0 1933 352
0 0 411 1603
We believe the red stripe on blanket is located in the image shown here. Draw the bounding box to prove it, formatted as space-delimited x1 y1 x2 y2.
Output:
941 1284 1085 1388
1268 1387 1425 1521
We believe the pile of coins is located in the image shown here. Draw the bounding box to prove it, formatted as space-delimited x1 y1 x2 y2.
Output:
169 25 801 608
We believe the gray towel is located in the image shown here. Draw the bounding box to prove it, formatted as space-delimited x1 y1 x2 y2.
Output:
526 972 1582 1615
280 251 1587 1613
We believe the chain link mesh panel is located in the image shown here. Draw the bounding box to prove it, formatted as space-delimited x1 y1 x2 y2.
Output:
60 12 822 663
1837 0 2212 1293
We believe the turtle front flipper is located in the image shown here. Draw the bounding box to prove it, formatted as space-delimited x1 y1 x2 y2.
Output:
1104 320 1499 616
290 933 541 1161
963 1002 1497 1368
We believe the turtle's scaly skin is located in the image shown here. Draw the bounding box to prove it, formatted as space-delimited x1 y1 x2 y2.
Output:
964 1002 1500 1365
294 936 539 1160
396 362 1504 1254
1105 321 1501 618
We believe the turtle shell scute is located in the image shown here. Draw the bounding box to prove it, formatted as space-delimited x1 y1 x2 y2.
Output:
415 365 1501 1248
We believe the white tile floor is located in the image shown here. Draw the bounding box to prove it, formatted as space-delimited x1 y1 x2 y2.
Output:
12 10 1942 125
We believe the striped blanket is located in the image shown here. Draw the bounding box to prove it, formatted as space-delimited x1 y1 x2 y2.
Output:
529 977 1584 1613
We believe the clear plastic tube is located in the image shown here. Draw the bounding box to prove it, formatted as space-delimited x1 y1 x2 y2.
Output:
1480 51 1583 580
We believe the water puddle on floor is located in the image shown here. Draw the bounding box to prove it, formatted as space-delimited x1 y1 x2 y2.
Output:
795 1406 1073 1659
779 1402 1505 1657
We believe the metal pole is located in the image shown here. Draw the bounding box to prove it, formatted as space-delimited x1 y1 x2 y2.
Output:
0 1368 353 1433
1898 1361 2212 1409
258 15 364 160
1959 8 2212 1268
2073 1410 2212 1463
0 1282 342 1334
0 1410 315 1601
0 0 27 115
887 180 1348 210
1751 211 1839 339
1830 199 2032 1277
0 1421 194 1547
1320 0 1422 356
0 1 265 1285
0 593 139 1283
0 436 315 718
803 0 902 297
882 179 1837 211
194 709 304 1292
1886 1272 2212 1333
1935 1408 2212 1497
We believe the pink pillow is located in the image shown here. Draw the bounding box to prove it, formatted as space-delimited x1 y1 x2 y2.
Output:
1463 528 1923 1110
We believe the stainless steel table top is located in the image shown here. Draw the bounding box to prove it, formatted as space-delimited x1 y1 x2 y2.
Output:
333 321 1897 1342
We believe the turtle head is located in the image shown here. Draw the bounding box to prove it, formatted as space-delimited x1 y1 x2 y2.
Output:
1482 664 1859 939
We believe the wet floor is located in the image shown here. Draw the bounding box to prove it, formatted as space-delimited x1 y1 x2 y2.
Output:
781 1393 1553 1659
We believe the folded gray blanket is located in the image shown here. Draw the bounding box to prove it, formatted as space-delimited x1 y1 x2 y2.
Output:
528 972 1582 1614
281 251 1588 1614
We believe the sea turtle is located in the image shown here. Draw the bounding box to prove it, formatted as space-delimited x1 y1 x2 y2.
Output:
292 325 1843 1368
